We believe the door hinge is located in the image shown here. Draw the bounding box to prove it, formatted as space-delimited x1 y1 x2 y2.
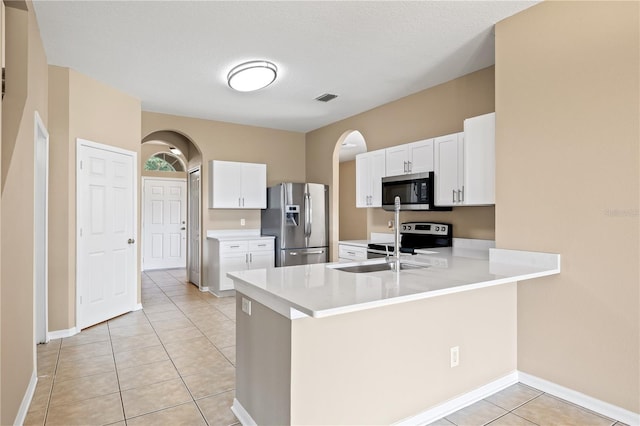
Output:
80 160 83 170
79 228 83 237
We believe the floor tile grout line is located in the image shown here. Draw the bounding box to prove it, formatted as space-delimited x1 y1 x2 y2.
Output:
40 338 61 426
106 318 128 425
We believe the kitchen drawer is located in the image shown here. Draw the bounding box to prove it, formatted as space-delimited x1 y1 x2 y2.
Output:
220 240 249 252
338 244 367 261
249 239 273 252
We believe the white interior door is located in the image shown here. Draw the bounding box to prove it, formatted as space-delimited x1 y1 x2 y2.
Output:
188 169 201 286
77 139 137 330
143 178 187 270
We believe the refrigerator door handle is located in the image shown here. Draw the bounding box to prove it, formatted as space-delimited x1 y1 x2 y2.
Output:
304 192 312 238
290 249 325 256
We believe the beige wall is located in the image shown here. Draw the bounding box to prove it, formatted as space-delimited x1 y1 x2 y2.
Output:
306 67 496 259
0 2 48 423
48 66 142 331
496 1 639 413
338 160 367 240
142 111 305 289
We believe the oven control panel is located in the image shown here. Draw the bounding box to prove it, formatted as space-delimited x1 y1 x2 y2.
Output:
401 222 451 236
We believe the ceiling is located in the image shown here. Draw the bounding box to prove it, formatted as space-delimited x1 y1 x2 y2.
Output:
32 1 538 133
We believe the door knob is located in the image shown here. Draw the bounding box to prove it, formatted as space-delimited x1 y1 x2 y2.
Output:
127 238 135 244
181 227 186 230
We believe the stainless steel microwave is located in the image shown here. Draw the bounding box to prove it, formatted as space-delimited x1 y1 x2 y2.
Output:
381 171 451 211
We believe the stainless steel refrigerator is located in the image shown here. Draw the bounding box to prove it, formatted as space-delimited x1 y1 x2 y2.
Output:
261 183 329 267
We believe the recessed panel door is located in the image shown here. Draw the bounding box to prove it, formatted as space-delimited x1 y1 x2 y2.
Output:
143 178 187 270
77 140 136 330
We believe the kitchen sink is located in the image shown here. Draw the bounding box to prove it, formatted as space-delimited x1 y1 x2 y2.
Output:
330 260 428 273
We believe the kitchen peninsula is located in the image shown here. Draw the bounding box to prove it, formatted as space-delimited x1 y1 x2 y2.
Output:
228 247 560 425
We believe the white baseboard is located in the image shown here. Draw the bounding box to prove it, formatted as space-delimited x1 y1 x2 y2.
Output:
518 372 640 426
232 398 257 426
48 326 78 340
199 286 209 292
14 370 37 426
133 303 143 311
394 371 519 425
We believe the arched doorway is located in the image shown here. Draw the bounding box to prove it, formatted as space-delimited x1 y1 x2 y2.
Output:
331 130 367 260
141 131 203 287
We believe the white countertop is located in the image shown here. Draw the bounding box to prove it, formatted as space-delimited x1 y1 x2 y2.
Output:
228 247 560 319
206 229 274 241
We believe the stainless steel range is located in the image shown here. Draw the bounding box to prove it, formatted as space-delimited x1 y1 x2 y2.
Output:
367 222 452 259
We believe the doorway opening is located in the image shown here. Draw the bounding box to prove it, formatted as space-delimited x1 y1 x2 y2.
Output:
331 130 367 260
34 111 49 344
141 131 203 288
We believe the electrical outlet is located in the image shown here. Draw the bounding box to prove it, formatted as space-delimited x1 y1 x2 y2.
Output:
241 297 252 315
450 346 460 368
240 218 246 226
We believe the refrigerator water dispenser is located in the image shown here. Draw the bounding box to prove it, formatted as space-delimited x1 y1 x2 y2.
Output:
285 205 300 226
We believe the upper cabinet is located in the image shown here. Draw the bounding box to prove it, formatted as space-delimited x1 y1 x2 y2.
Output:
385 139 434 176
209 160 267 209
434 112 495 206
434 133 464 206
355 149 386 208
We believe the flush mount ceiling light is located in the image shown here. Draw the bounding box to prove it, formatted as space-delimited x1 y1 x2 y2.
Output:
227 60 277 92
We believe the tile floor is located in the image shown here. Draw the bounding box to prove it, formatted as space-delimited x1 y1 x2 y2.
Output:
25 268 629 426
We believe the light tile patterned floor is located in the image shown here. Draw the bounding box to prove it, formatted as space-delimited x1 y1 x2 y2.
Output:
25 268 630 426
25 269 238 426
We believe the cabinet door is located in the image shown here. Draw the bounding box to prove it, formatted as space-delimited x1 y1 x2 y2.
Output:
210 160 241 208
355 153 370 208
249 250 274 269
434 133 462 207
463 112 495 205
368 150 386 207
385 145 409 176
241 163 267 209
219 252 248 291
408 139 434 173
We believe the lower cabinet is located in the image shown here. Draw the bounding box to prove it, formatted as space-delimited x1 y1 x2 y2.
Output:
338 244 368 262
209 238 275 294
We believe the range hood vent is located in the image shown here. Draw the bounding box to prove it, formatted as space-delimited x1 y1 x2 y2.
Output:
315 93 338 102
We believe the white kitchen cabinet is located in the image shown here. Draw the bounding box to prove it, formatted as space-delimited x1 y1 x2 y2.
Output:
355 149 386 208
434 132 464 207
209 160 266 209
434 112 495 207
338 244 368 262
209 237 274 294
385 139 434 176
462 112 495 205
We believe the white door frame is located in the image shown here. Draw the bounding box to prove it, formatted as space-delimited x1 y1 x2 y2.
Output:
187 166 202 288
141 176 187 271
34 111 49 344
76 138 138 330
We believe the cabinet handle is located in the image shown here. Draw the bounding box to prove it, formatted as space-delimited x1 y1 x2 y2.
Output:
408 161 412 173
403 161 407 173
452 190 456 203
238 197 242 207
257 244 266 247
250 253 253 262
457 189 462 203
230 245 240 248
461 186 464 202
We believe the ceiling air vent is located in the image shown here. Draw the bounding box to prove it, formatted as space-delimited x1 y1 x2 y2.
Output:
315 93 338 103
